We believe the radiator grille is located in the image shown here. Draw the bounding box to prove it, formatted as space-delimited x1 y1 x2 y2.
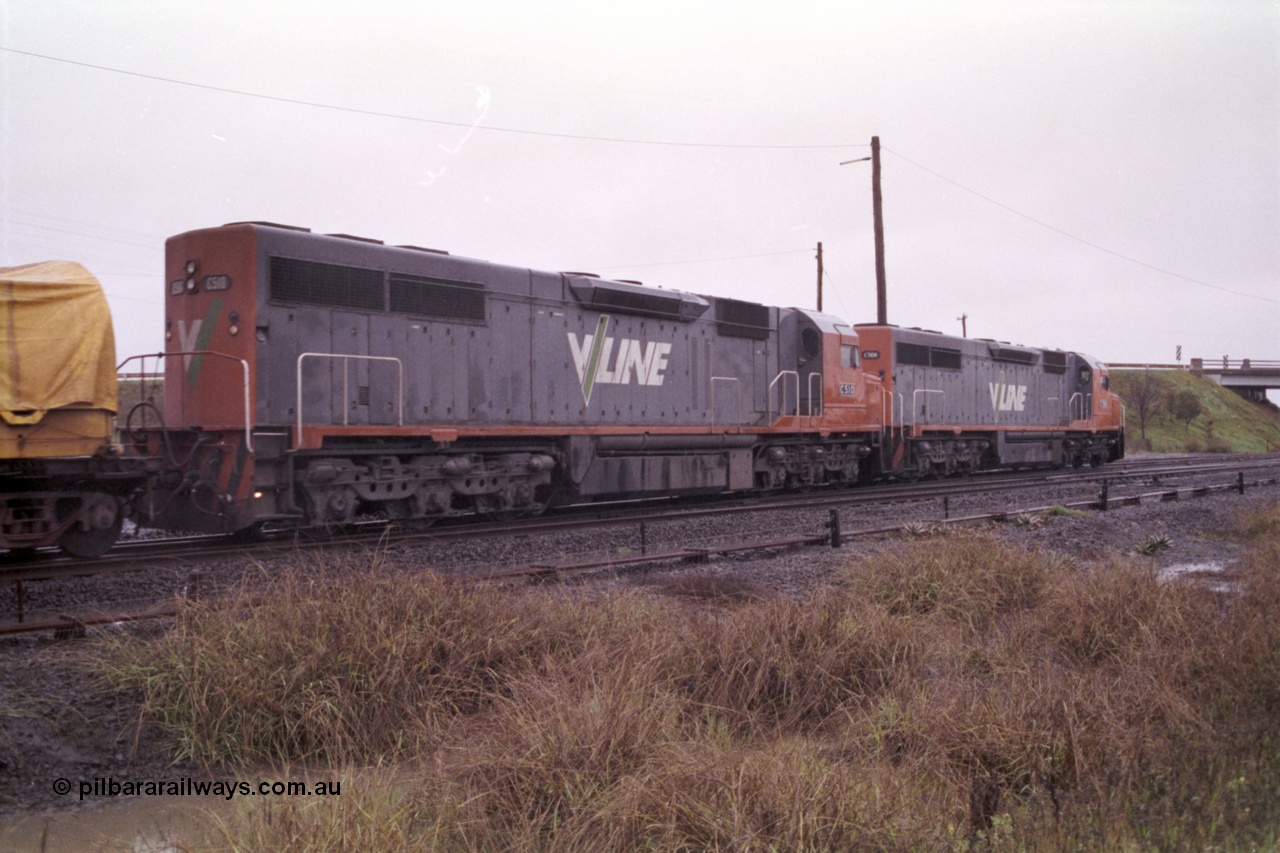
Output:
269 257 384 310
896 342 931 366
894 343 962 369
715 298 771 340
389 274 486 321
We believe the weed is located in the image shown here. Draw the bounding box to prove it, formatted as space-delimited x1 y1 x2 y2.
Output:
1135 534 1173 555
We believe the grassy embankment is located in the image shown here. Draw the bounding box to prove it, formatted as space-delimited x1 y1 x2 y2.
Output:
98 506 1280 851
1110 369 1280 453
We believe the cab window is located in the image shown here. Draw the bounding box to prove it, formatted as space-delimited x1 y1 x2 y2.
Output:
841 345 859 368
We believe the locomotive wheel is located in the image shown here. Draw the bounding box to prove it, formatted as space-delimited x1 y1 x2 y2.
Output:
476 495 524 522
476 494 550 523
58 493 123 558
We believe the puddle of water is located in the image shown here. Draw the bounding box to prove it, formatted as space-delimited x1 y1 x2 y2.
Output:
0 796 226 852
1159 560 1237 593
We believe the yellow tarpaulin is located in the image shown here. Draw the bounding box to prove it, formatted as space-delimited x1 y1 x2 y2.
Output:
0 261 118 426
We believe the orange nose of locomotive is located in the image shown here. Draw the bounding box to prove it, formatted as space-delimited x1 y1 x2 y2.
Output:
163 226 258 432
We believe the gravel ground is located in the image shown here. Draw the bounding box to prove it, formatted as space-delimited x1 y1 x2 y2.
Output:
1 468 1277 820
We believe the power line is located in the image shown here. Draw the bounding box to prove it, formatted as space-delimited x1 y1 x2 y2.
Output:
821 268 854 320
0 46 865 151
883 146 1280 306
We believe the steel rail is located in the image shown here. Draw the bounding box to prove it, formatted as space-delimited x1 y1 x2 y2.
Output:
5 464 1277 637
4 454 1279 585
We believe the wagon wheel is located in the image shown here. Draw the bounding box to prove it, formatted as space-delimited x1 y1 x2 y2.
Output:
58 493 123 558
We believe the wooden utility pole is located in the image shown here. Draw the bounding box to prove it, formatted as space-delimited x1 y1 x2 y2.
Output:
839 136 888 324
816 241 823 311
957 313 968 337
871 136 887 325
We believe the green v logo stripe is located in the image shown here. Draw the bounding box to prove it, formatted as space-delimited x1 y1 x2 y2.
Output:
187 298 224 389
580 314 610 404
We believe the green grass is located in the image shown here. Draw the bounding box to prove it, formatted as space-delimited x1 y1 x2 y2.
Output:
1111 369 1280 453
96 519 1280 851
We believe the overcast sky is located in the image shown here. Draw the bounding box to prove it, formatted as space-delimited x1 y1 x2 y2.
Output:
2 1 1277 389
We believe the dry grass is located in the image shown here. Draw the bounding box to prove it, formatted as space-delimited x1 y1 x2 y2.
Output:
99 517 1280 851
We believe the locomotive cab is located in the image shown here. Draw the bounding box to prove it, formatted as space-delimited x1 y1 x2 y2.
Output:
777 309 867 423
1064 353 1125 464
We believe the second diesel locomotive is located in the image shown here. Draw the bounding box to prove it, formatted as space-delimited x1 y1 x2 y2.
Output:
128 222 1124 537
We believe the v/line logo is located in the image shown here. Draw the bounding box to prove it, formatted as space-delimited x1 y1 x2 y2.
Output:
567 316 672 404
175 298 224 387
989 379 1028 414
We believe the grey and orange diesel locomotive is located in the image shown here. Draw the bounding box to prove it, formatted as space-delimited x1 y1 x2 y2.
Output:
124 221 1124 538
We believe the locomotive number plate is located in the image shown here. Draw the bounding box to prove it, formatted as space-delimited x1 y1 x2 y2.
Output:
839 383 857 397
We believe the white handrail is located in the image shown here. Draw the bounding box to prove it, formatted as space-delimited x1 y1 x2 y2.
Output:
295 353 404 445
806 372 823 418
117 351 253 452
1068 392 1093 422
911 389 944 429
767 370 800 423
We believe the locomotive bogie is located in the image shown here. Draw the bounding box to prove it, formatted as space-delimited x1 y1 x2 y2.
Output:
755 440 874 489
287 445 560 525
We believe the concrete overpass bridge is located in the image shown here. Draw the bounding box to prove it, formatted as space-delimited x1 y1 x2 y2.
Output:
1109 358 1280 404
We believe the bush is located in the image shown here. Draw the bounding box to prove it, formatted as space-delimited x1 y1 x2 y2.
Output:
102 521 1280 850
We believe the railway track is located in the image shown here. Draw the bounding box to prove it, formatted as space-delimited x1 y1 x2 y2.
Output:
3 453 1279 636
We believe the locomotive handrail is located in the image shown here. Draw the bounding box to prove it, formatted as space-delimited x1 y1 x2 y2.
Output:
767 370 800 424
295 353 404 447
1068 392 1092 423
875 384 904 432
709 376 742 433
807 372 823 419
116 351 253 452
911 389 944 430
